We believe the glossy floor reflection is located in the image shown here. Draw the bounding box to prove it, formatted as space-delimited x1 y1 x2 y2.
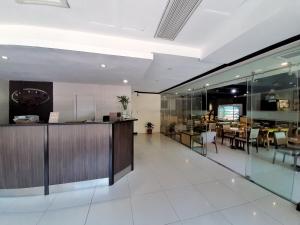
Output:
206 139 300 203
0 134 299 225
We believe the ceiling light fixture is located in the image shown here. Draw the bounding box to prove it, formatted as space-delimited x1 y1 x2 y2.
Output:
235 75 240 78
123 80 128 84
187 88 192 91
100 64 106 68
1 56 8 60
231 89 237 94
205 83 210 87
281 62 289 67
16 0 70 8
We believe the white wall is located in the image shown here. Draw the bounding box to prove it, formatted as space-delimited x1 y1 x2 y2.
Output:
0 79 9 124
53 82 131 122
132 93 161 133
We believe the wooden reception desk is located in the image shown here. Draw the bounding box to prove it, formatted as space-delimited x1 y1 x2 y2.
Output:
0 119 136 195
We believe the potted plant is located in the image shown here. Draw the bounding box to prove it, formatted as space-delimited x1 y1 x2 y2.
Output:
117 96 130 118
145 122 154 134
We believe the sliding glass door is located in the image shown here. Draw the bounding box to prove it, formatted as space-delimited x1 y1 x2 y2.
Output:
246 65 299 203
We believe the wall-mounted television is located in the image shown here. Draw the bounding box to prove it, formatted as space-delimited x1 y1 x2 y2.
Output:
218 104 242 121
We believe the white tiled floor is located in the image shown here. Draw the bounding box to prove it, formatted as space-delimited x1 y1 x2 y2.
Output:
0 134 299 225
206 139 300 202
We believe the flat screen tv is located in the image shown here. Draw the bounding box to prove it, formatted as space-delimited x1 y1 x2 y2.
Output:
218 104 242 121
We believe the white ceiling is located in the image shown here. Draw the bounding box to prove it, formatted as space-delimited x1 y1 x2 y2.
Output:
0 0 299 92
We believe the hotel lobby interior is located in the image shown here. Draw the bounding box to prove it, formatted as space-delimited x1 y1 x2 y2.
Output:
0 0 300 225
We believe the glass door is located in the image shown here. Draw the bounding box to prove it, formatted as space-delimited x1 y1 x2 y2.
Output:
246 65 299 202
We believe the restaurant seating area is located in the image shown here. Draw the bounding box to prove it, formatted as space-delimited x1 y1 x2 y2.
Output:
161 43 300 204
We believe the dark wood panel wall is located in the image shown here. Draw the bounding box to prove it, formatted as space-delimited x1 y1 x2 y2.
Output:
48 124 111 185
0 126 45 189
113 122 134 174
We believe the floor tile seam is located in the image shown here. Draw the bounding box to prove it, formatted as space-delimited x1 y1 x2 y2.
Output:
220 204 285 225
215 178 272 201
161 189 183 224
35 194 58 225
251 196 300 223
83 186 97 225
126 178 136 225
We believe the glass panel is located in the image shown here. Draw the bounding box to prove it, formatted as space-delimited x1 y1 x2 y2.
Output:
246 65 298 201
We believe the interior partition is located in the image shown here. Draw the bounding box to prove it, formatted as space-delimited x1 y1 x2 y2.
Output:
161 42 300 204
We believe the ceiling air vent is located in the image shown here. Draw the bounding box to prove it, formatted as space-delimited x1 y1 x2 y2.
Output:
278 49 300 59
155 0 203 41
16 0 70 8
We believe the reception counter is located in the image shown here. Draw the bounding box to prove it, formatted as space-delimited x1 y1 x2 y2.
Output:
0 119 136 195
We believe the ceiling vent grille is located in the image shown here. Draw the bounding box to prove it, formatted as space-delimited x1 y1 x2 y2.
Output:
278 49 300 59
16 0 70 8
155 0 203 41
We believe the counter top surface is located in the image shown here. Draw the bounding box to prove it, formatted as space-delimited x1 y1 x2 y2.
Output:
0 119 137 127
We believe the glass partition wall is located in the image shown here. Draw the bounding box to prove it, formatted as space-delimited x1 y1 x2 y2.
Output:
161 42 300 204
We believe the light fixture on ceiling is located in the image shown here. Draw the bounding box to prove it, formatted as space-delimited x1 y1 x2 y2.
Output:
175 92 178 95
1 56 8 60
235 75 240 78
100 64 106 68
123 79 128 84
231 89 237 94
205 83 210 87
281 62 289 67
15 0 70 8
187 88 191 91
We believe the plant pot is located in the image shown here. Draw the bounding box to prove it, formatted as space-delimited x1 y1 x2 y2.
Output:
147 128 153 134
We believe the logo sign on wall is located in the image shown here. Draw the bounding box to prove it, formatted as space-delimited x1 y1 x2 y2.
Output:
9 81 53 123
11 88 50 107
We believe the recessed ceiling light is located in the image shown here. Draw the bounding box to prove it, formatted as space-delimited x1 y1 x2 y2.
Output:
235 75 240 78
205 83 210 87
100 64 106 68
187 88 191 91
231 89 237 94
1 56 8 60
15 0 70 8
123 79 128 84
175 92 178 95
281 62 289 66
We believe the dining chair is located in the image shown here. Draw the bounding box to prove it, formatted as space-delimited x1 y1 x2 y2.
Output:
235 128 260 154
192 131 218 156
221 125 235 146
272 131 300 168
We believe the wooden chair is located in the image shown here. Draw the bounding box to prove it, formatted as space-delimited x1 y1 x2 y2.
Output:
221 125 235 146
235 128 259 154
192 131 218 156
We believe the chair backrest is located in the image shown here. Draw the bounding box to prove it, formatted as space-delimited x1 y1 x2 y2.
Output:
208 123 216 131
223 124 230 130
274 131 287 146
249 128 260 139
201 131 216 144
